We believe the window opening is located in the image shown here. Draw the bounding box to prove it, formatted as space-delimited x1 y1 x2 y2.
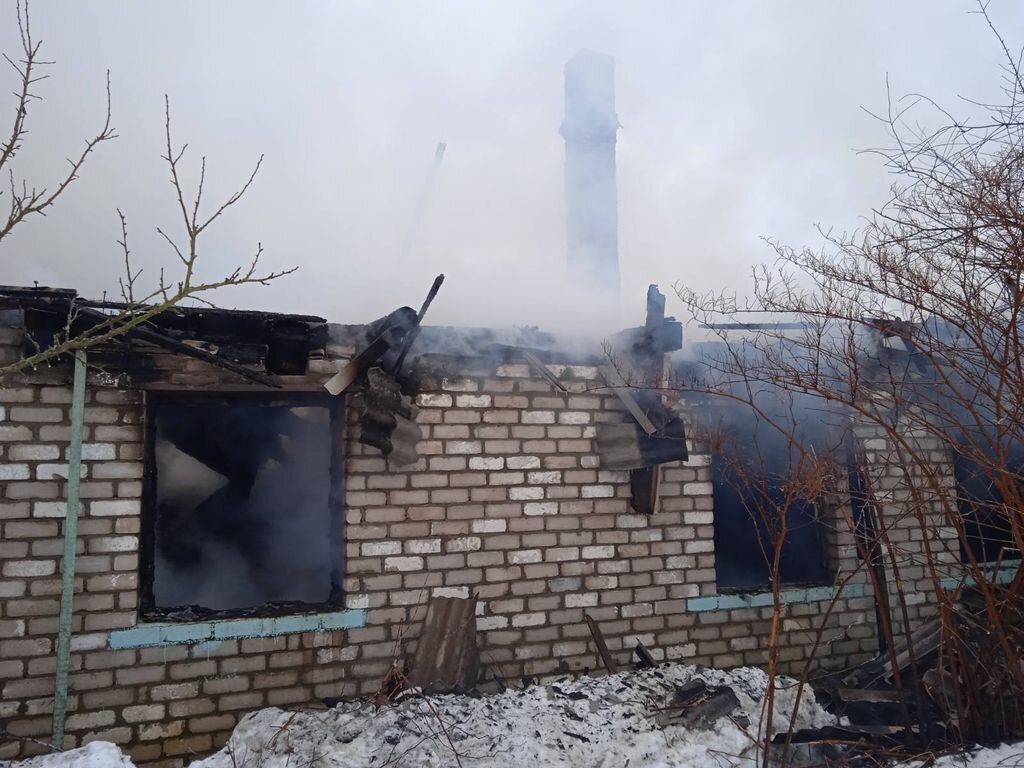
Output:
141 391 343 620
709 407 831 591
953 450 1021 564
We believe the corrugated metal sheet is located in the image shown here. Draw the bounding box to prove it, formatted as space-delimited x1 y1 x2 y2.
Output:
408 596 479 693
359 367 422 467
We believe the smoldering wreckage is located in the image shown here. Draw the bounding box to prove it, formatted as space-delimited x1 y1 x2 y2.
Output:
0 275 691 615
0 275 1020 768
2 50 1023 768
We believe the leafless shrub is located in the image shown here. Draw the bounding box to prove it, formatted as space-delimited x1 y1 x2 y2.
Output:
672 0 1024 757
0 1 293 378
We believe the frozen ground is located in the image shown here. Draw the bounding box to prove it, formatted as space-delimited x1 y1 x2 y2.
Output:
193 663 833 768
896 742 1024 767
6 664 1021 767
3 742 136 768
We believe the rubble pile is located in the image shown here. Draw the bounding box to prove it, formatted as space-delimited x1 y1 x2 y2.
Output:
6 663 1023 768
192 663 833 768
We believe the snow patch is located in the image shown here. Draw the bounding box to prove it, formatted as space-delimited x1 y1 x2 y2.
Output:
193 664 835 768
896 741 1024 768
3 742 136 768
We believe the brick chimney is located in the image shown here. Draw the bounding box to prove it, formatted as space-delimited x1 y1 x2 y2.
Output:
561 50 620 301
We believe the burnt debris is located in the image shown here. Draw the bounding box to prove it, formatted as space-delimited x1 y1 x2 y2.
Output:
323 276 444 466
594 285 688 514
360 367 421 467
0 284 328 385
653 678 743 731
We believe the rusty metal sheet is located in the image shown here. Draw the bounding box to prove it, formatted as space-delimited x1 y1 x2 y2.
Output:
408 596 479 693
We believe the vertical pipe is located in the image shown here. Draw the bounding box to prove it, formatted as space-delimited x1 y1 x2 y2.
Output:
51 349 87 750
561 49 620 302
399 142 446 263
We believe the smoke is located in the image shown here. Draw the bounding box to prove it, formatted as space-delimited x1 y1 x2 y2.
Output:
1 2 1019 335
152 401 336 614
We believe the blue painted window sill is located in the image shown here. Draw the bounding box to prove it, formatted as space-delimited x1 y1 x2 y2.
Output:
108 608 367 649
940 559 1020 591
685 559 1021 612
685 583 866 613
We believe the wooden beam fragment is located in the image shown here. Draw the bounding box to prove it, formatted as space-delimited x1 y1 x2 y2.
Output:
600 364 658 436
585 614 618 674
634 641 656 669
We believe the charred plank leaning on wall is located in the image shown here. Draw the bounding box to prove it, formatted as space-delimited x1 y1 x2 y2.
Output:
594 286 688 481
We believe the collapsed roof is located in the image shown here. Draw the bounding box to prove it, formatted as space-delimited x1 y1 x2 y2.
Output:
0 281 690 489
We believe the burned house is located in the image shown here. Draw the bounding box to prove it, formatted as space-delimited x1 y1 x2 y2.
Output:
3 280 1003 763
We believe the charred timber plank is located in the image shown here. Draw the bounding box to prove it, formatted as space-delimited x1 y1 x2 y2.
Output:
611 322 683 361
772 725 910 746
324 326 398 395
522 349 569 393
76 307 280 387
672 679 709 706
600 365 658 436
634 641 656 669
888 628 942 679
20 299 280 387
656 681 742 730
836 688 908 703
585 614 618 674
679 687 741 730
842 619 942 686
0 285 78 305
699 322 814 331
78 299 325 324
141 381 326 393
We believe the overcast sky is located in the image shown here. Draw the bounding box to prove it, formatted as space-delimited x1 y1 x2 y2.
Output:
1 1 1021 334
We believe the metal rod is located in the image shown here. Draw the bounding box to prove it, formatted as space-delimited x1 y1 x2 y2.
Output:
399 142 447 262
391 274 446 374
51 349 87 750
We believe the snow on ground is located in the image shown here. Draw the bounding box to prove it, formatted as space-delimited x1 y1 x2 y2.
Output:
193 663 834 768
897 742 1024 768
2 667 1019 768
2 742 137 768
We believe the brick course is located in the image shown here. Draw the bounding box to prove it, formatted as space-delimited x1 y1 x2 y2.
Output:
0 337 930 764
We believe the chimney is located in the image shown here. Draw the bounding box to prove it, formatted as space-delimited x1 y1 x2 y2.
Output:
561 50 620 301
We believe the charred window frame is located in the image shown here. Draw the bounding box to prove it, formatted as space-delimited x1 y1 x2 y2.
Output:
139 390 346 621
953 451 1021 564
708 413 832 593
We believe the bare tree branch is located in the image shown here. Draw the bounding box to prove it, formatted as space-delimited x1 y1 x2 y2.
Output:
0 2 296 379
671 3 1024 755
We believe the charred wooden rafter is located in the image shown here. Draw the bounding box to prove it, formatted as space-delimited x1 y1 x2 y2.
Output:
0 285 327 385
